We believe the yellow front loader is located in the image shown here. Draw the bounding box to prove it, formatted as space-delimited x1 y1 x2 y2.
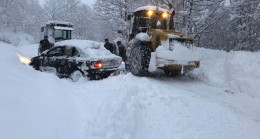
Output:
126 6 200 76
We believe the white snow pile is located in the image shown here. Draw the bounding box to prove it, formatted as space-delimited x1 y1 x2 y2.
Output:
135 33 151 41
192 48 260 99
0 31 35 46
0 40 260 139
155 40 201 63
55 40 121 61
225 51 260 98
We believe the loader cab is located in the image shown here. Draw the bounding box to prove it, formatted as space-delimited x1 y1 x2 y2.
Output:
41 21 73 43
128 6 174 40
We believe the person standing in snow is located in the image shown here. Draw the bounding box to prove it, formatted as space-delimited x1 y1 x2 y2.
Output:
104 39 116 54
116 41 127 62
38 36 53 55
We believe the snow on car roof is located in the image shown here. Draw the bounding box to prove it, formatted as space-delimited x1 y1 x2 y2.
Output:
46 21 73 26
55 40 101 49
134 6 168 12
54 26 74 31
54 40 121 61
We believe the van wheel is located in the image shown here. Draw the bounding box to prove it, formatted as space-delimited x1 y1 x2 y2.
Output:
129 45 151 76
70 70 83 82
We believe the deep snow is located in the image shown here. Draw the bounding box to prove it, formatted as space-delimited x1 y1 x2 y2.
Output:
0 41 260 139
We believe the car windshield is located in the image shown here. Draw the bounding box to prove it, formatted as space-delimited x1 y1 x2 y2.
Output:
53 30 72 40
46 47 64 57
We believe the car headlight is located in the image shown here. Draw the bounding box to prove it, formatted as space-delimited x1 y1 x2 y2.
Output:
17 53 32 65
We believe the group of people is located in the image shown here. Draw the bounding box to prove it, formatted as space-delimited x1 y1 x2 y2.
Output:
39 37 127 62
104 39 127 62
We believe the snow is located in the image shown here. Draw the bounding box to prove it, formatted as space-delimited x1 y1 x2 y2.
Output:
0 40 260 139
135 33 151 41
192 48 260 99
226 51 260 98
55 40 121 61
134 6 168 13
46 21 73 26
154 40 201 65
54 26 74 31
0 31 35 46
224 0 231 6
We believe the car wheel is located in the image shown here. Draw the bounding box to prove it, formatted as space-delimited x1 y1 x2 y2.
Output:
88 72 111 80
33 65 40 71
129 45 151 76
70 70 83 82
89 73 101 80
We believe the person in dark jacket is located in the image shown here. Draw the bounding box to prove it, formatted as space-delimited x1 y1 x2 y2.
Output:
104 39 116 54
116 41 127 62
38 36 53 55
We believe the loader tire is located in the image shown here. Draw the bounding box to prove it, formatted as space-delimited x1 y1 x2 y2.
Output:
129 45 151 76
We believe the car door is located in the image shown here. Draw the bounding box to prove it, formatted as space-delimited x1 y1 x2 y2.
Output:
44 47 65 72
61 47 81 76
55 46 71 76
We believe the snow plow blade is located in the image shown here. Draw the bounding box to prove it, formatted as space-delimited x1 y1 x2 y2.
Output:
157 60 200 71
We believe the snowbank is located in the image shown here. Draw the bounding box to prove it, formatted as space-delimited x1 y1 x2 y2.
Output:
0 31 35 46
225 51 260 98
191 48 227 87
192 47 260 98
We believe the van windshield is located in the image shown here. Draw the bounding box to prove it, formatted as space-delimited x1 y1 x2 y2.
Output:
53 30 71 40
134 12 167 33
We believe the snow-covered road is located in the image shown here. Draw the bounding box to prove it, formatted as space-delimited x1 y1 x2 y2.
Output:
0 42 260 139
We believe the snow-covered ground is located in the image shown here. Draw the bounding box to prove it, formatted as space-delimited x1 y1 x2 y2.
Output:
0 31 36 46
0 41 260 139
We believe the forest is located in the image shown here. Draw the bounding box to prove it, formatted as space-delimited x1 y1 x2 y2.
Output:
0 0 259 51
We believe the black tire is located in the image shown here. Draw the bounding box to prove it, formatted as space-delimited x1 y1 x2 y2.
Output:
164 69 182 77
129 44 151 76
88 72 111 80
33 65 40 71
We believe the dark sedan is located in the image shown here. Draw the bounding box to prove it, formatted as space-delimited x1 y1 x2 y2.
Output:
30 40 122 81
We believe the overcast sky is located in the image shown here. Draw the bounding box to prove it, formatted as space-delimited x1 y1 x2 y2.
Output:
39 0 96 7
